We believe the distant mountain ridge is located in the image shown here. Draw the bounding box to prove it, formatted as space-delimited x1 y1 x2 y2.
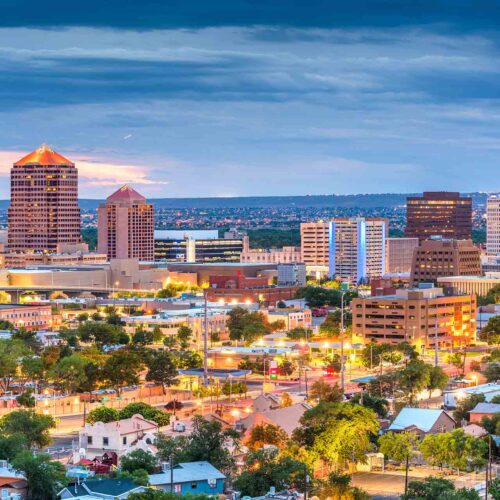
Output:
0 192 489 210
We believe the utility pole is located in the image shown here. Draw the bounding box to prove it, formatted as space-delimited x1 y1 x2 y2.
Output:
340 291 345 394
203 290 209 387
434 312 439 367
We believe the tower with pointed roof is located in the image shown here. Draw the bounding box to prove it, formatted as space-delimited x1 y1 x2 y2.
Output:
8 145 81 252
97 185 154 261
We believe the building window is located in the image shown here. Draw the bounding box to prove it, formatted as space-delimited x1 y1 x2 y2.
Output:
87 436 93 445
191 483 197 489
103 437 109 446
123 436 127 445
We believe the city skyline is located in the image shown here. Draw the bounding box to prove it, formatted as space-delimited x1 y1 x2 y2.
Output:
1 2 500 198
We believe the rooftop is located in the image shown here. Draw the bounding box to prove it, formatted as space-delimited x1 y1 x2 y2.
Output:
388 408 454 433
470 402 500 414
107 184 146 204
82 414 158 435
14 144 73 167
149 461 225 486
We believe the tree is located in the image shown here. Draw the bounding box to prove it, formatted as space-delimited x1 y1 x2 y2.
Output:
49 354 90 393
379 432 419 494
397 359 431 404
145 351 178 394
246 423 289 451
86 406 120 424
402 477 480 500
313 472 369 500
319 309 352 337
121 449 157 474
0 339 28 394
279 359 294 378
295 286 357 308
118 468 150 487
480 316 500 345
233 448 307 498
20 356 44 385
420 430 487 474
16 389 36 408
119 402 170 426
0 434 27 461
157 415 239 475
174 350 202 369
0 410 55 449
12 451 67 500
453 394 485 423
281 392 293 408
293 402 379 469
76 321 123 347
426 366 449 398
41 346 60 369
286 327 310 340
309 379 343 403
102 349 143 395
177 326 193 350
129 491 212 500
349 393 389 418
483 362 500 382
152 325 163 344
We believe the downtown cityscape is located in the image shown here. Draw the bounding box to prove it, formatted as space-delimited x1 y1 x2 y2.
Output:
1 2 500 500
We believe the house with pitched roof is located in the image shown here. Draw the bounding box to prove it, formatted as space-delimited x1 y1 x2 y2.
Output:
148 461 225 495
387 408 455 438
59 478 145 499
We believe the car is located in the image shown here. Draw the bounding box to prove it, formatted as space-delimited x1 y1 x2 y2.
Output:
164 400 183 411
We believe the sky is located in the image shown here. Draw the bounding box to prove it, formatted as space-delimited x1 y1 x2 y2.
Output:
1 1 500 198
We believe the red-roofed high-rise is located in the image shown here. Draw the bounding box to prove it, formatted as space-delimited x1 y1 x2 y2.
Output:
8 145 81 252
97 185 154 261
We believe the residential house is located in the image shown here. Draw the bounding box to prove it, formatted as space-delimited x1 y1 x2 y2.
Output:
444 383 500 409
469 403 500 424
59 478 146 499
237 402 311 440
77 414 158 462
0 460 26 499
387 408 455 438
148 461 225 495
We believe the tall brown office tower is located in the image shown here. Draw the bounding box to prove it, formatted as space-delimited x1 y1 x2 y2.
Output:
97 185 154 261
8 145 81 252
405 192 472 240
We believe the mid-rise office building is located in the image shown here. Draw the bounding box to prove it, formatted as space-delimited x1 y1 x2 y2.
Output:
8 145 81 252
154 230 243 263
385 237 419 274
405 192 472 241
241 246 302 264
300 222 329 276
352 286 476 348
97 185 154 261
410 238 481 286
329 218 388 284
277 263 307 287
487 195 500 257
437 275 500 297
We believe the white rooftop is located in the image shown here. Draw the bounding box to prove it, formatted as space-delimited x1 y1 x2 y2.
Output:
149 461 225 486
388 408 452 433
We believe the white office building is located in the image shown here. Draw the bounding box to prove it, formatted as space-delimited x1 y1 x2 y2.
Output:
487 195 500 257
329 218 387 284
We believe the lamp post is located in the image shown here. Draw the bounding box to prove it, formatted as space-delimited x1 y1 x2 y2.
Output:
340 291 346 394
203 289 209 387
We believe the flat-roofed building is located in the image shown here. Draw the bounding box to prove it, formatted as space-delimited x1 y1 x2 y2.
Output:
410 238 481 286
300 222 329 276
351 286 476 348
0 303 53 330
437 275 500 297
329 218 388 284
386 237 419 273
265 308 312 331
487 194 500 257
405 191 472 241
155 230 243 263
241 246 302 264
